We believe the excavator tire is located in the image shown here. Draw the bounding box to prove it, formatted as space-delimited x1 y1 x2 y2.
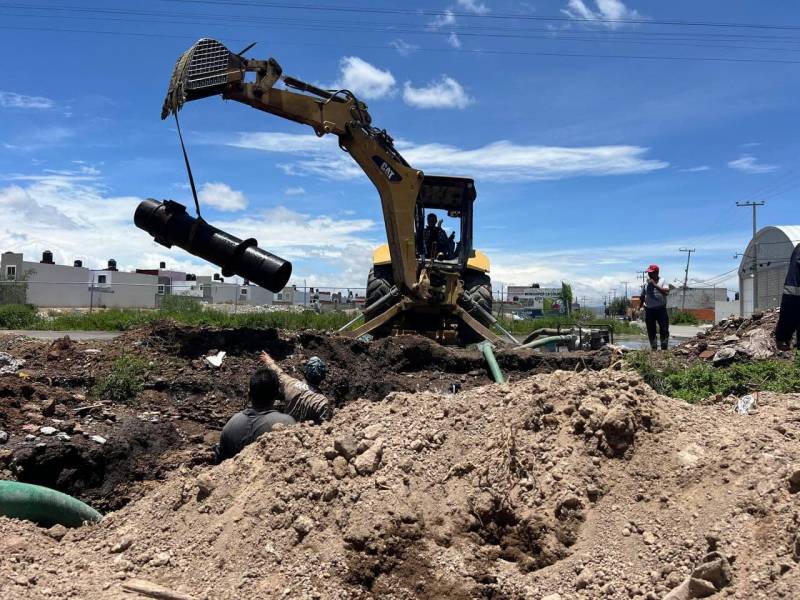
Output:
364 265 394 323
458 271 493 345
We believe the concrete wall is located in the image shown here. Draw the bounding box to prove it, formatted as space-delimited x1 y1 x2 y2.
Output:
22 261 92 308
667 287 727 310
715 300 740 323
90 271 158 309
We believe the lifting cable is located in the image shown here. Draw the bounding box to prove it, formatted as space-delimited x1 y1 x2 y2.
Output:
173 111 203 219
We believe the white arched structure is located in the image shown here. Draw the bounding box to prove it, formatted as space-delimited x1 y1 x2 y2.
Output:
738 225 800 316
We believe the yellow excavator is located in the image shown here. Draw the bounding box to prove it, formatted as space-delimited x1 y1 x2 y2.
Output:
148 38 517 346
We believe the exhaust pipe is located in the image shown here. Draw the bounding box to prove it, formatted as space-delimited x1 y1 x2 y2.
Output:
134 199 291 293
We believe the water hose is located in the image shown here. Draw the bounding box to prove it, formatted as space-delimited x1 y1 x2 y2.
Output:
518 334 575 350
522 328 565 344
478 341 505 384
0 481 102 528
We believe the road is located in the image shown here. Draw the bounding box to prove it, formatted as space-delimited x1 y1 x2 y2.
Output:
0 330 121 341
629 321 712 339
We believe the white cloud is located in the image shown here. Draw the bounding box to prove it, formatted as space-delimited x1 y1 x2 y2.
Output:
681 165 711 172
2 126 74 152
727 155 779 175
390 39 419 57
197 182 248 211
0 166 380 287
331 57 396 100
562 0 641 28
456 0 490 14
284 187 306 196
400 140 667 180
0 91 55 109
227 132 668 181
446 32 462 48
403 77 473 109
489 233 744 302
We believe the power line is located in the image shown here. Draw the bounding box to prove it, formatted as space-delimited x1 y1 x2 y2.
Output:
159 0 800 31
4 7 800 54
3 23 800 65
5 3 800 43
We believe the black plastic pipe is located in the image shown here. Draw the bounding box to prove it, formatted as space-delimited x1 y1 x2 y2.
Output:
134 199 292 293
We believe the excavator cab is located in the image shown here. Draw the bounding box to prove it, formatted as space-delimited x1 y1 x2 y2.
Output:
366 175 492 344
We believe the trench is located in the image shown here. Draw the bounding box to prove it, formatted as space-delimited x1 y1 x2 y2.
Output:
0 324 612 513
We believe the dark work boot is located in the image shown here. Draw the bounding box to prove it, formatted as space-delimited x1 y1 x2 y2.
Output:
649 338 658 351
660 337 669 350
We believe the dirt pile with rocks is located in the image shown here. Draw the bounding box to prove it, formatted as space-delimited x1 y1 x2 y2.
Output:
675 309 786 364
2 366 799 599
0 323 612 511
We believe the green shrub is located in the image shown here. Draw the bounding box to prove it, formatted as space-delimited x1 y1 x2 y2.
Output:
625 351 800 403
159 294 203 314
93 355 149 402
670 311 699 325
0 304 39 329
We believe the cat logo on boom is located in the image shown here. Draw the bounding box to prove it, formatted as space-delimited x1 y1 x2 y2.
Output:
372 156 402 183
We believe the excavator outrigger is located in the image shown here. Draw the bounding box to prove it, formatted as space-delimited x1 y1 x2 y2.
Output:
142 38 518 346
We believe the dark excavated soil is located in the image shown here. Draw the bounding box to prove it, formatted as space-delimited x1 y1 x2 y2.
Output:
0 322 612 511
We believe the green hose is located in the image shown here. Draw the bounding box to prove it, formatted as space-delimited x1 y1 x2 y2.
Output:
518 334 575 350
478 341 506 384
0 481 102 528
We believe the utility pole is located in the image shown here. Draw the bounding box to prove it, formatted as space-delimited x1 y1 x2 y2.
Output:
679 248 695 310
736 201 765 312
620 281 629 299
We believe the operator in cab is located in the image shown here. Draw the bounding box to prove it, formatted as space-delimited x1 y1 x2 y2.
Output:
423 213 452 259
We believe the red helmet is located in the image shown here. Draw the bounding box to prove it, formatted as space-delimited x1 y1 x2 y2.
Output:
646 264 659 273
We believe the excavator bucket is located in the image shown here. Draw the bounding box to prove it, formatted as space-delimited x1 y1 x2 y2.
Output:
161 38 246 119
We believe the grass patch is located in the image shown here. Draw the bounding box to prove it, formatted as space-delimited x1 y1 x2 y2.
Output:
0 303 38 329
93 355 149 402
0 301 354 332
670 311 699 325
625 350 800 402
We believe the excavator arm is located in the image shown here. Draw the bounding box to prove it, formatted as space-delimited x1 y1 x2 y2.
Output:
161 38 422 298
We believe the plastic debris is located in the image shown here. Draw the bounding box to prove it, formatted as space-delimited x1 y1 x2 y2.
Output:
735 394 757 415
204 351 226 368
0 352 25 375
39 426 58 436
90 435 107 445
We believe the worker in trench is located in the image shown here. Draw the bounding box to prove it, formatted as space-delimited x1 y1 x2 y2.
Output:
214 354 333 462
640 264 670 351
775 243 800 351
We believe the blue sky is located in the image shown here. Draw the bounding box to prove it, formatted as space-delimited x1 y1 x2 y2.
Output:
1 0 798 303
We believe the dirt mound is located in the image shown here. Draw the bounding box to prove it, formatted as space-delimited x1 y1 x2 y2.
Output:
0 323 612 511
2 367 799 599
675 309 785 363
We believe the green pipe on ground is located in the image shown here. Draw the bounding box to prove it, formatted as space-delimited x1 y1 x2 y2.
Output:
519 334 575 350
0 481 102 528
478 341 506 384
522 328 564 344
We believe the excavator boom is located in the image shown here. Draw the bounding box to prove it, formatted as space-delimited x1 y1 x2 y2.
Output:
151 38 510 346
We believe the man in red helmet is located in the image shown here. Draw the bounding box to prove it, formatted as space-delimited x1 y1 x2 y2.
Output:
639 264 670 350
